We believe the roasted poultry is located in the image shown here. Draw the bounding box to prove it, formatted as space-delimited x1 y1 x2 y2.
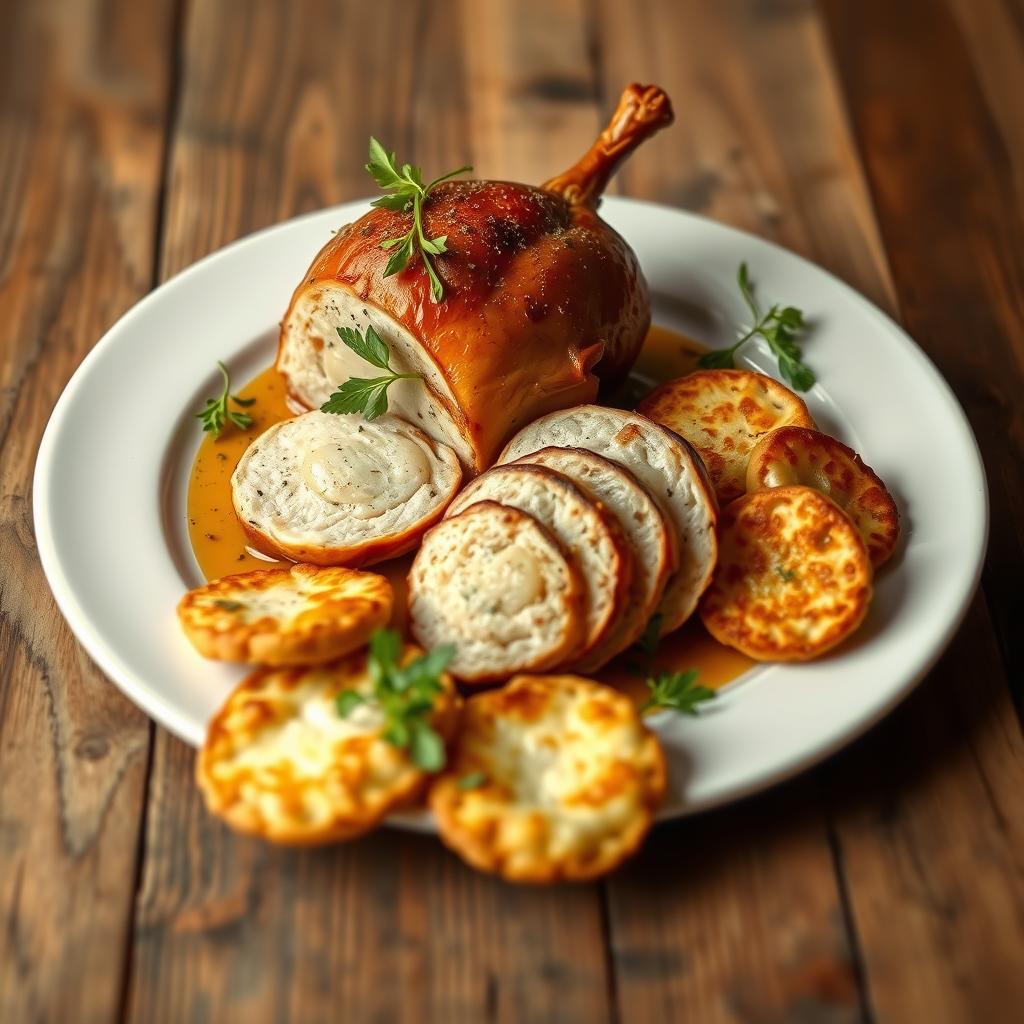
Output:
277 83 674 473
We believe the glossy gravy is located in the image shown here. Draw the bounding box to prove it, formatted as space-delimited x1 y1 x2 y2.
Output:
186 327 756 694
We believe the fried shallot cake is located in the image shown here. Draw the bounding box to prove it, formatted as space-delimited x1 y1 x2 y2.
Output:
178 563 392 665
700 486 872 661
429 675 666 882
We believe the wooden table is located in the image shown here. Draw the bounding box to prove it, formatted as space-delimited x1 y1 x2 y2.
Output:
3 1 1023 1021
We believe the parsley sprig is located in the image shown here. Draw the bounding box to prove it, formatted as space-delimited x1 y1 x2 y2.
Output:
458 771 488 790
366 137 471 303
699 263 815 391
640 670 717 716
625 617 716 717
320 325 421 420
336 629 455 772
196 361 255 437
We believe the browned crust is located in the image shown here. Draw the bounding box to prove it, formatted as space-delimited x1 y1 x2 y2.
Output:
177 564 393 665
700 486 873 661
638 369 816 504
428 675 667 883
446 464 635 664
745 426 900 568
195 648 462 846
408 501 587 685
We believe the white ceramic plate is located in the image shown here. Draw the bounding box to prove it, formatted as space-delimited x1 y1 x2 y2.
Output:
34 197 987 826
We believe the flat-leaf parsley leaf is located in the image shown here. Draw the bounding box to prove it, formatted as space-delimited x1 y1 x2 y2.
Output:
639 669 717 716
196 361 256 437
320 325 422 421
335 628 455 772
699 263 815 391
366 137 471 303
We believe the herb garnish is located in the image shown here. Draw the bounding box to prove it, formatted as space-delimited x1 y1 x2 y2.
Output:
366 137 471 303
640 670 717 716
458 771 488 790
320 325 422 420
336 628 455 772
196 361 256 437
699 263 815 391
212 599 244 612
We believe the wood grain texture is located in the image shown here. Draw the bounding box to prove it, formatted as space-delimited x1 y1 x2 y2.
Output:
590 2 886 1017
824 0 1024 714
124 2 613 1021
0 1 175 1021
4 0 1023 1020
822 599 1024 1022
594 0 895 313
819 0 1024 1018
607 780 862 1024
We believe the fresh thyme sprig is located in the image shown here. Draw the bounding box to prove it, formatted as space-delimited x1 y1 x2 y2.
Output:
699 263 815 391
195 361 255 437
639 670 717 716
336 628 455 772
320 325 421 421
366 137 471 303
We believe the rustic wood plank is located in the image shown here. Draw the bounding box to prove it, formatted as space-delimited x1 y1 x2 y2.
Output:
606 779 864 1023
125 2 613 1021
817 0 1024 1018
823 599 1024 1022
591 1 887 1018
0 1 176 1021
459 0 601 183
595 0 895 313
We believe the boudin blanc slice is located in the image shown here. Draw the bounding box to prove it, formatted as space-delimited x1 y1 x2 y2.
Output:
231 410 461 567
510 447 675 670
444 464 634 665
499 405 717 635
408 502 585 683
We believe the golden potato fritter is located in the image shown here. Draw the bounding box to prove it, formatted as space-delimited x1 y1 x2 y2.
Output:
700 486 872 661
430 675 666 883
638 368 815 503
197 647 460 844
746 426 900 567
178 563 392 665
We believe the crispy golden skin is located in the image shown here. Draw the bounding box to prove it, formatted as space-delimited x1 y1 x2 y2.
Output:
700 487 873 661
745 426 900 567
196 647 460 845
178 564 392 665
430 675 666 883
637 369 815 503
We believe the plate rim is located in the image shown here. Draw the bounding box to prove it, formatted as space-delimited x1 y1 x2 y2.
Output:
32 195 989 824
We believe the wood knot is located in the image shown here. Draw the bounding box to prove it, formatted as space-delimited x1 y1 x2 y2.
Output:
75 736 110 761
